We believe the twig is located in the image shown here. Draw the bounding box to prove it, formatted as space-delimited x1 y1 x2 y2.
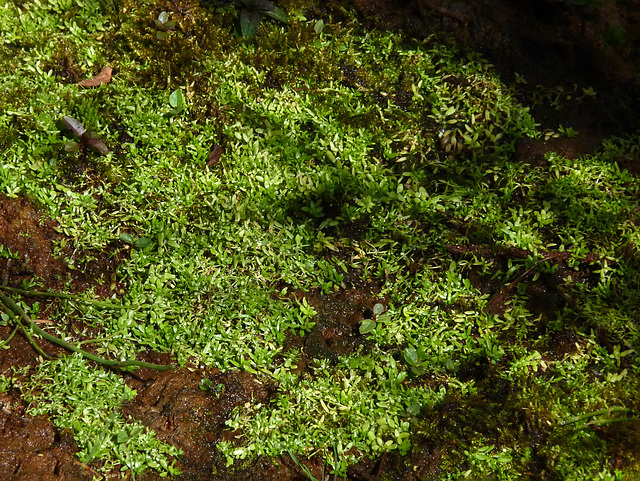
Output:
0 323 19 349
0 291 176 371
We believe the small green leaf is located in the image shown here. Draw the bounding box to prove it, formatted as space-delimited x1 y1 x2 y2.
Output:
119 233 134 244
314 19 324 34
169 89 185 109
403 347 418 366
373 303 385 316
199 378 215 391
359 319 376 334
134 237 153 249
240 8 261 37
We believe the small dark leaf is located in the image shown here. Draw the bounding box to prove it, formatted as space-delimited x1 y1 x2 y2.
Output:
86 137 109 155
240 8 261 37
62 116 85 137
207 145 223 166
262 6 288 23
156 31 168 40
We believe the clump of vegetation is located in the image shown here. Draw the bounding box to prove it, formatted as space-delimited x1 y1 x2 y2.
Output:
154 11 176 40
60 116 109 155
0 0 639 480
217 0 289 37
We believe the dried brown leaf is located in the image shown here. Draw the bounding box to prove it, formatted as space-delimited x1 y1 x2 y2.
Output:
78 66 113 87
207 145 224 167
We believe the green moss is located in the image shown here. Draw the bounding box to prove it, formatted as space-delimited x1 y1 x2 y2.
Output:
1 0 640 479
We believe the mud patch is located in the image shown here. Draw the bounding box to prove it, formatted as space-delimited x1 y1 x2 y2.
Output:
0 196 122 296
122 366 314 481
0 322 91 481
284 284 385 366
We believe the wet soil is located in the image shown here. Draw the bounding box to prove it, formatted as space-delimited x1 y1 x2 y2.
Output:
2 0 640 479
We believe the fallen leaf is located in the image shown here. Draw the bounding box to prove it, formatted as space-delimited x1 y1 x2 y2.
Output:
78 66 113 87
207 145 223 166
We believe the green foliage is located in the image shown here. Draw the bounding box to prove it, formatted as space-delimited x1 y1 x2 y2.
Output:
1 0 640 479
23 354 182 476
216 0 289 38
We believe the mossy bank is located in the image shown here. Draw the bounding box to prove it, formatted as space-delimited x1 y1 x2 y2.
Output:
1 0 639 479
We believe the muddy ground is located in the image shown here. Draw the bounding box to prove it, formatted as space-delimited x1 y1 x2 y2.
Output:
1 0 639 479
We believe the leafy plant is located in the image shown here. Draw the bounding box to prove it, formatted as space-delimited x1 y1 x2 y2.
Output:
166 89 186 116
119 232 154 250
154 11 176 40
59 116 109 155
233 0 289 38
359 303 387 334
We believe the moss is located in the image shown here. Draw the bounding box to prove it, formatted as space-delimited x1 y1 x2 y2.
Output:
1 0 640 479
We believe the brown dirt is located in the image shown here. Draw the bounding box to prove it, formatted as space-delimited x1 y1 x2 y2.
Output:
0 195 122 296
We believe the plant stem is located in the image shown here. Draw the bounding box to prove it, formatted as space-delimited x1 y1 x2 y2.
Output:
0 291 176 371
0 285 136 310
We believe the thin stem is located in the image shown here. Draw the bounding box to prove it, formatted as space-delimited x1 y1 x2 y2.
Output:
0 291 176 371
0 285 137 310
562 406 632 425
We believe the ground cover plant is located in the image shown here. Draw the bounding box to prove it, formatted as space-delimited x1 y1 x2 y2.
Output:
0 0 639 479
